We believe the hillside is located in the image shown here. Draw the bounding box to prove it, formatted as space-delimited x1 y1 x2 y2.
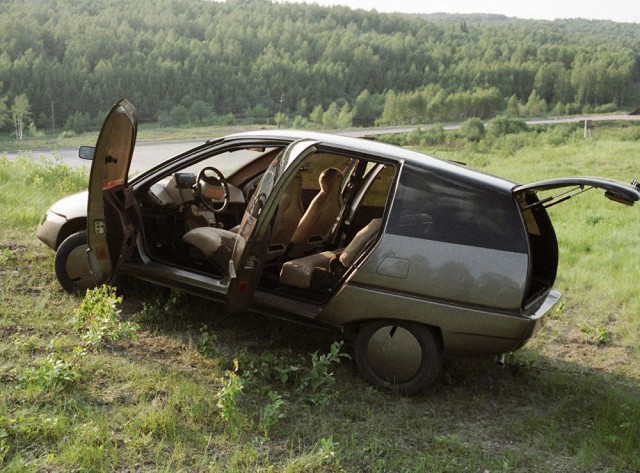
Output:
1 0 639 133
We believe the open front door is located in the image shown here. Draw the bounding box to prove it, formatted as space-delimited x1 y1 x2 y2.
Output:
87 99 138 286
226 139 320 313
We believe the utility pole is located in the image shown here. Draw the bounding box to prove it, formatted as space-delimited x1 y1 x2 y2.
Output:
51 100 55 138
277 92 284 128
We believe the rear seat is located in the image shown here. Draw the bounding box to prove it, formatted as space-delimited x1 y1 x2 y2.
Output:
279 218 381 290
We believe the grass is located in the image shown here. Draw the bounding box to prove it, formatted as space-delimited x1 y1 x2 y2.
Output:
1 124 640 471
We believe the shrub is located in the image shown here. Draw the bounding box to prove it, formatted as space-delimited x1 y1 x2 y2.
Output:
488 116 527 137
22 285 137 393
459 117 485 142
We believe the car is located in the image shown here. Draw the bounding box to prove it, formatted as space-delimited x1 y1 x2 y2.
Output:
37 99 640 394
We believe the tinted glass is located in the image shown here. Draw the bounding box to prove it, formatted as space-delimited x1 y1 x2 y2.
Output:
388 165 526 253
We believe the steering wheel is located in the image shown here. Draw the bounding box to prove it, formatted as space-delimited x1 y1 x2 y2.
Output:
196 166 230 213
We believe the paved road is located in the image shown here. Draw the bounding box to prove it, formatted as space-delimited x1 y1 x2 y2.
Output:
5 114 639 172
4 139 207 174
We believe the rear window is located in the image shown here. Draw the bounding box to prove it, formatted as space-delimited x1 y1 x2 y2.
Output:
388 165 527 253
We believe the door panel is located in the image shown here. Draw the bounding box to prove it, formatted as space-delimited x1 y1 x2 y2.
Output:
226 139 319 313
86 99 138 285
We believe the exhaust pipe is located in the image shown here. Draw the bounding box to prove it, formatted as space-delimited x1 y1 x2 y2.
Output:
496 353 506 366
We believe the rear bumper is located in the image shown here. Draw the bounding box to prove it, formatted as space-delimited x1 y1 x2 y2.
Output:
513 289 562 350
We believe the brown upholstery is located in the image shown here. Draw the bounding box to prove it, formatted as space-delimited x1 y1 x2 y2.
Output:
269 175 304 250
182 227 238 268
279 250 337 289
339 218 381 267
280 218 382 290
290 168 343 252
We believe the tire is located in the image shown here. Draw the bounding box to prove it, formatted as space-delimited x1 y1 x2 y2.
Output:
354 320 443 395
54 230 96 294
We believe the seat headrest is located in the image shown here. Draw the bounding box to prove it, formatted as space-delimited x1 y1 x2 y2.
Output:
319 168 342 192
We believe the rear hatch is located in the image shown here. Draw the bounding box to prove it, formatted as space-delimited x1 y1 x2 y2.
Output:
513 177 640 307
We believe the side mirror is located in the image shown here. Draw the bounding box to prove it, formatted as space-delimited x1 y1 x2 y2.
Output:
78 146 95 160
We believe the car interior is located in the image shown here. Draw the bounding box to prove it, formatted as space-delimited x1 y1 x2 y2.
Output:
137 144 397 303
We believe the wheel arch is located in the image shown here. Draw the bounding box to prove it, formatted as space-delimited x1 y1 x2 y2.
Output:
345 318 444 349
55 217 87 249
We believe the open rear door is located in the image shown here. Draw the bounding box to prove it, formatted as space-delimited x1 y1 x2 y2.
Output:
514 177 640 208
86 99 138 286
226 139 320 313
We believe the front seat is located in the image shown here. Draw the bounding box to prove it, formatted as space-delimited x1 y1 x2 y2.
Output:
183 173 305 269
182 227 239 270
280 218 382 290
289 167 343 256
268 175 304 254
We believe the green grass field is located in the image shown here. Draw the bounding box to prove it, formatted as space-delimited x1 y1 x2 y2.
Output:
1 123 639 471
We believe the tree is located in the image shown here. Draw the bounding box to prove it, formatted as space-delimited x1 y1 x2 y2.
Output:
379 91 403 125
337 103 352 128
322 102 340 129
189 100 212 125
0 95 10 130
525 90 547 117
274 112 287 128
309 105 324 126
12 94 31 140
505 95 521 117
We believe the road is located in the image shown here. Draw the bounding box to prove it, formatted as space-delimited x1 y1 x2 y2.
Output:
5 114 639 172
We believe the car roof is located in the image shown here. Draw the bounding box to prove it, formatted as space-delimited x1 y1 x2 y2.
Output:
224 129 518 194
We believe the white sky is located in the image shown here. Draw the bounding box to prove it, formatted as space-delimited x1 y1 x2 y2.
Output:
280 0 640 23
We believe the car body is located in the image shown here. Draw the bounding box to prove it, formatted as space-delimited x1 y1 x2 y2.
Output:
37 99 640 394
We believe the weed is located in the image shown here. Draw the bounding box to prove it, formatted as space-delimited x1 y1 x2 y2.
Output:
197 325 219 358
580 324 612 345
549 301 566 320
300 341 350 406
216 359 244 426
236 341 349 406
136 289 183 324
260 390 286 436
284 435 342 472
0 248 11 265
23 352 82 391
74 285 138 350
22 285 137 393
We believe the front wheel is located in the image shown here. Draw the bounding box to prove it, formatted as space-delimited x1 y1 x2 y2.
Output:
354 320 443 395
54 231 95 293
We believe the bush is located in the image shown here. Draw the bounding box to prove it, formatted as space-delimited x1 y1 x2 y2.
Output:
64 111 94 134
27 122 45 139
459 117 486 142
488 116 527 137
169 104 189 126
58 130 76 139
593 103 618 114
542 125 580 145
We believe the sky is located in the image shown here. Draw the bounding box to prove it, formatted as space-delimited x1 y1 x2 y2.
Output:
281 0 640 23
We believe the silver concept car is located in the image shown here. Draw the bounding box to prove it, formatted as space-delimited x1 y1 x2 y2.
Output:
37 100 640 394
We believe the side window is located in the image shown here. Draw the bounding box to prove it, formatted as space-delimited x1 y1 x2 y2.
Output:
350 164 396 230
388 165 527 253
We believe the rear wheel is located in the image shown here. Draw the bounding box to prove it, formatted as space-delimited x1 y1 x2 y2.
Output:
354 320 442 395
54 231 95 293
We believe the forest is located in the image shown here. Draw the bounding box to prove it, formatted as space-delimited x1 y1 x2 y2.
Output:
1 0 639 136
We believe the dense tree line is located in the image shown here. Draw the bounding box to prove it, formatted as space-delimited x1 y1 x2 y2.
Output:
0 0 639 136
